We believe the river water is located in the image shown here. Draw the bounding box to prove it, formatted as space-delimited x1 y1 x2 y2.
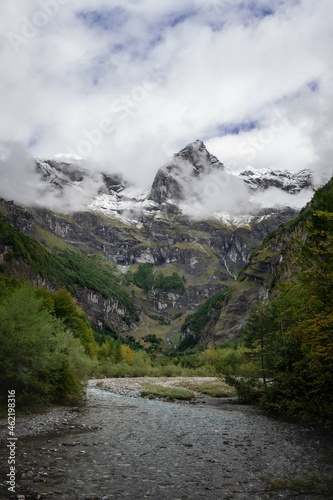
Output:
0 386 332 499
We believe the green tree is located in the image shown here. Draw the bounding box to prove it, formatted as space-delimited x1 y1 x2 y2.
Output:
0 284 91 408
133 264 155 292
241 195 333 423
38 288 97 357
242 299 273 385
0 276 22 302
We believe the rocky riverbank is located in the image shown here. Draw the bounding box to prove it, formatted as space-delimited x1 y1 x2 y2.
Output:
88 376 230 399
0 378 226 440
0 406 83 441
0 378 332 499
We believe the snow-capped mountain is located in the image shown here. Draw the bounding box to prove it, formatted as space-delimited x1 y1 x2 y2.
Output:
36 158 87 187
149 140 224 204
34 140 314 224
238 167 313 193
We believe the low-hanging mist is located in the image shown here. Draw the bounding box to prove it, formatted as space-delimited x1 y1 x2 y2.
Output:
0 140 315 220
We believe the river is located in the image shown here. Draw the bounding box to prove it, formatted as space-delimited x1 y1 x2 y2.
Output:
0 379 332 499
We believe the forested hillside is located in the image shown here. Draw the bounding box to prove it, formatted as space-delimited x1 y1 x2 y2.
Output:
231 178 333 424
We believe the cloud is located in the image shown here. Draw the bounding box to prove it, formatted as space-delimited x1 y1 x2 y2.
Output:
0 142 39 205
0 141 102 211
205 108 319 173
0 0 332 192
179 169 252 218
250 186 314 212
178 167 313 219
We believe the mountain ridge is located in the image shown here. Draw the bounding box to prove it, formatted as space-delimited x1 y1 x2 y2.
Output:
32 140 314 226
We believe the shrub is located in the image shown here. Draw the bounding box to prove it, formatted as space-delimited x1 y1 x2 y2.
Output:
0 284 91 408
224 375 263 404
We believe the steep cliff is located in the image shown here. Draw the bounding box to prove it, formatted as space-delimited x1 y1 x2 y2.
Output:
0 209 138 333
0 195 300 347
188 186 315 346
149 140 224 204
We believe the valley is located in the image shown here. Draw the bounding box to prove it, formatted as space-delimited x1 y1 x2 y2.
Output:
1 140 332 429
1 3 332 498
0 141 310 347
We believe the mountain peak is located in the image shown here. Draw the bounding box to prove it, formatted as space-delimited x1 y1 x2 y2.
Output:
27 141 315 222
174 140 224 174
149 140 224 204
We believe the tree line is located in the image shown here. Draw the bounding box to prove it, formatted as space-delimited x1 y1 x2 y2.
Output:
230 180 333 425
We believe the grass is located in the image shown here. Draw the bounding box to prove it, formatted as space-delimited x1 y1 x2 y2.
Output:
0 217 137 314
265 474 333 498
35 227 71 250
264 444 333 498
95 377 235 401
141 383 195 401
130 316 171 343
93 361 215 378
178 379 236 397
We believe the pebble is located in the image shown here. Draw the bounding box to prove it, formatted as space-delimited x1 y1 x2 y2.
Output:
0 407 81 441
0 378 331 500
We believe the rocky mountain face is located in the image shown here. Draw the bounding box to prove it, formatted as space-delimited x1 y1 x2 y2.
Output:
36 158 87 186
0 141 315 346
149 140 224 204
34 141 313 225
238 168 313 193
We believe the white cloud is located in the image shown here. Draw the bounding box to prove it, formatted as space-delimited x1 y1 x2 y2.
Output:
0 141 102 211
0 0 332 194
250 187 314 212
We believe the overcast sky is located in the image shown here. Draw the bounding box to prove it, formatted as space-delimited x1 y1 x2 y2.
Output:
0 0 332 188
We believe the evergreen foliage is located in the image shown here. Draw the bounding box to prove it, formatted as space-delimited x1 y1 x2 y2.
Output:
235 179 333 424
155 271 186 291
127 264 185 293
37 287 97 356
181 290 228 339
132 263 155 292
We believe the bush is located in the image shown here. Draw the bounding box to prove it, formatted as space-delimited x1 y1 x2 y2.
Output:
224 375 262 404
198 347 256 375
0 284 92 408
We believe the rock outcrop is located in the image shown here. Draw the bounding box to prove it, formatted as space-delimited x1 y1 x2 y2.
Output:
238 168 313 193
149 140 224 204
